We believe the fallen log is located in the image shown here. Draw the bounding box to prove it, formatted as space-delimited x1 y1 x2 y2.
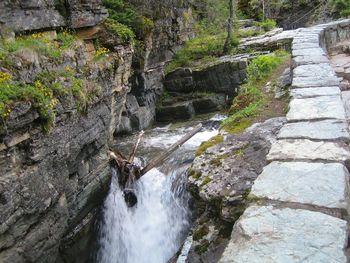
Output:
140 123 202 176
128 130 144 163
109 123 203 207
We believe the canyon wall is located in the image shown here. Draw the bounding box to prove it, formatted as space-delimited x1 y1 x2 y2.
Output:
0 0 198 262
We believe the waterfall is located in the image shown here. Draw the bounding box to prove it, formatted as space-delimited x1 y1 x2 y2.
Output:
95 118 221 263
95 167 191 263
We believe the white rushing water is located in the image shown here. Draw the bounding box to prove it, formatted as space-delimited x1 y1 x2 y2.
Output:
96 118 221 263
96 168 190 263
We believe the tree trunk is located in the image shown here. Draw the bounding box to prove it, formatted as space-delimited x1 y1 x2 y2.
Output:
223 0 236 54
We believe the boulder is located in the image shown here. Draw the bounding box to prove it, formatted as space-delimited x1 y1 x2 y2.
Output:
192 95 226 114
156 101 195 122
164 56 248 96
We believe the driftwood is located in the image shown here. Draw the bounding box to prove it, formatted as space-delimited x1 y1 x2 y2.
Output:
109 123 203 207
128 130 144 163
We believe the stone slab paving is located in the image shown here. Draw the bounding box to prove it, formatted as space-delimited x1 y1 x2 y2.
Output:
220 20 350 263
292 48 326 57
290 86 341 98
278 119 350 141
293 54 329 66
292 42 321 49
250 162 350 209
219 206 348 263
292 64 340 88
287 96 346 121
267 139 350 162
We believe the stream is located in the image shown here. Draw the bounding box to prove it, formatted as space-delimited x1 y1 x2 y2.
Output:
94 115 223 263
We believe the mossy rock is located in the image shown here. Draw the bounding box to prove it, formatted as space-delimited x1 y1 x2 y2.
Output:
193 225 209 241
196 134 224 156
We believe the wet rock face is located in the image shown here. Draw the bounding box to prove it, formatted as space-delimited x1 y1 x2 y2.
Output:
164 57 247 96
0 42 133 262
123 0 196 129
186 118 286 263
0 0 108 32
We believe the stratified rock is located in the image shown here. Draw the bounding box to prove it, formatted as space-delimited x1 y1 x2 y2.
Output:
164 56 248 96
278 119 350 141
163 68 194 93
69 0 108 28
192 95 226 114
156 101 195 122
219 206 348 263
251 162 350 209
0 0 108 32
238 29 295 51
287 96 346 121
0 0 65 32
0 39 133 262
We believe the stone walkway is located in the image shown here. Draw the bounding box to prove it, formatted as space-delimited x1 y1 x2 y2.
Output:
219 20 350 263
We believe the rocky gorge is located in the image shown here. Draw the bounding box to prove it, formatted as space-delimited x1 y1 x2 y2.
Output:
0 0 197 262
1 0 350 263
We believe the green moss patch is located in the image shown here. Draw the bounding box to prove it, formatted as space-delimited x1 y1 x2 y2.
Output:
200 176 213 187
189 169 202 179
209 153 229 167
193 225 209 241
196 134 224 156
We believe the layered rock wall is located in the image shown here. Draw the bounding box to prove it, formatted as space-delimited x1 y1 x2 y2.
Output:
117 0 196 133
0 40 133 263
0 0 108 32
0 1 135 262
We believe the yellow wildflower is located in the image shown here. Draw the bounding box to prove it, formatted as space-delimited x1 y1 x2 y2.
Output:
0 72 12 83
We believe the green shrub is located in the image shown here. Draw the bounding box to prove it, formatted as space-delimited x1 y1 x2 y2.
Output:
165 33 239 73
57 31 76 49
0 68 100 132
102 0 154 41
220 50 289 133
0 31 77 64
254 19 277 32
0 80 58 132
247 51 288 82
331 0 350 17
104 18 135 44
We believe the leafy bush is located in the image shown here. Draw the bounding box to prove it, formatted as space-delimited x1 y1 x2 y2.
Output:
57 31 76 49
0 67 101 132
0 31 76 64
104 18 136 44
165 33 240 73
247 51 288 82
331 0 350 17
102 0 154 41
0 80 58 131
254 19 277 32
220 50 289 133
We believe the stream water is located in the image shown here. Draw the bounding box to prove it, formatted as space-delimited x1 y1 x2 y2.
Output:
94 115 222 263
